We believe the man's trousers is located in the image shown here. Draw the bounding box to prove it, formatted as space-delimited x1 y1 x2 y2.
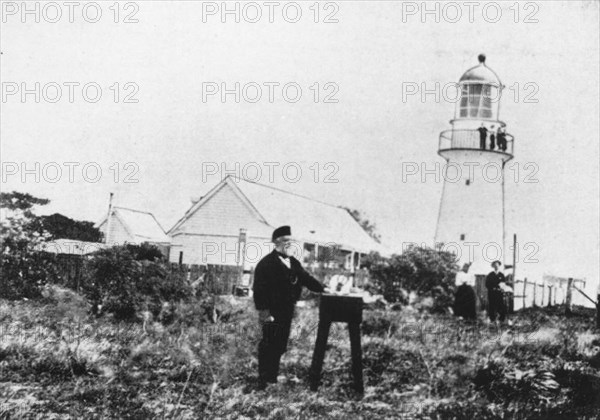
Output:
488 290 506 322
258 318 292 384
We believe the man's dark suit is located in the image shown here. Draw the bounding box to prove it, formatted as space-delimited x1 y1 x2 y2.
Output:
486 271 507 322
478 126 488 149
253 250 324 385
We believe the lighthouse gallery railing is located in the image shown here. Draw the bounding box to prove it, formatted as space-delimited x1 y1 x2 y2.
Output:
439 129 514 156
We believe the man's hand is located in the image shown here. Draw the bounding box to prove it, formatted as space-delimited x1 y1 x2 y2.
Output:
258 309 274 323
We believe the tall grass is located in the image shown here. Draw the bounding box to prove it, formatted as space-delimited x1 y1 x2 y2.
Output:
1 291 599 419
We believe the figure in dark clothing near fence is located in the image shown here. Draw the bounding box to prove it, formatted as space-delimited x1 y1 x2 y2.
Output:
453 262 477 321
477 124 488 150
486 260 508 323
253 225 325 391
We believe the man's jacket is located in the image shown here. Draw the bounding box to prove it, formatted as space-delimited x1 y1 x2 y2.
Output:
485 271 506 291
253 250 324 319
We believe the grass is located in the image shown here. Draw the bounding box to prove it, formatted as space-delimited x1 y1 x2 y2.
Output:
1 293 599 419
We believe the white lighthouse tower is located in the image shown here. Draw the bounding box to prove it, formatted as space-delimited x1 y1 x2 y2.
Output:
434 54 514 275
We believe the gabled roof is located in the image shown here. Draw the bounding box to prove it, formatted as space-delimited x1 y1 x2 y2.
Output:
169 176 386 254
96 206 170 244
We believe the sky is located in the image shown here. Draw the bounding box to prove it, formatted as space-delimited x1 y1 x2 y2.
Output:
1 1 599 292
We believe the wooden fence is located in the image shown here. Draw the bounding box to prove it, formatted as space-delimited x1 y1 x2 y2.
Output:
49 256 364 297
167 263 241 295
49 256 241 296
473 274 598 323
511 277 593 311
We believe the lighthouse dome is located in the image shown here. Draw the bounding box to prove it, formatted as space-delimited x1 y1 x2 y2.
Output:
459 54 502 86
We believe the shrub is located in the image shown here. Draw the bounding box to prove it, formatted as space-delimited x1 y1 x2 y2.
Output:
473 359 559 406
361 310 398 337
365 246 457 312
41 284 90 322
553 361 600 407
125 242 164 261
82 246 192 321
362 341 428 390
0 191 56 300
0 230 59 300
0 249 58 300
137 261 191 318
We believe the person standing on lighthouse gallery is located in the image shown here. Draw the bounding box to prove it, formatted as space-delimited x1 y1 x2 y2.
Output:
253 225 326 390
478 123 488 150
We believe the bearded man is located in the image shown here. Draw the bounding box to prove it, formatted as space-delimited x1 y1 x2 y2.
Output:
253 225 325 390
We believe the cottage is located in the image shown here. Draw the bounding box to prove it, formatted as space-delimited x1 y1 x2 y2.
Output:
168 176 385 268
95 206 171 253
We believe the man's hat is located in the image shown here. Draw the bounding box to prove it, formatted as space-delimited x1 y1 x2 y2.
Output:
491 260 502 267
272 225 291 242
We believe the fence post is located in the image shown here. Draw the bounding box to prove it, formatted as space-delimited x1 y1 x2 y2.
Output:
565 278 573 315
541 283 545 306
237 228 247 294
547 285 552 308
597 293 600 329
523 278 527 309
533 281 537 307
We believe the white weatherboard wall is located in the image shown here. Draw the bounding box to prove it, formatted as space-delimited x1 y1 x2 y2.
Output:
169 181 273 265
173 183 270 237
97 214 133 245
169 234 272 266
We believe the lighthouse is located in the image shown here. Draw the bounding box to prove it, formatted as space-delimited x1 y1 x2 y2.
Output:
434 54 514 275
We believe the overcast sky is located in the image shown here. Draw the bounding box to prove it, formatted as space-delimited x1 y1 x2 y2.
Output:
1 1 599 288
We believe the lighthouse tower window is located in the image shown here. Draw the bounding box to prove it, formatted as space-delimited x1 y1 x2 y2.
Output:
460 234 465 241
459 84 493 119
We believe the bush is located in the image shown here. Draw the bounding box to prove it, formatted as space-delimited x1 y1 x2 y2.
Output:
1 192 55 299
553 361 600 407
83 246 191 321
362 341 428 390
125 242 164 261
0 250 59 300
361 310 398 336
473 359 559 406
1 215 57 300
41 284 90 322
365 246 457 312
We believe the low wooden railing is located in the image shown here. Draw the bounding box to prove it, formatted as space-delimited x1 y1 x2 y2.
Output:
439 129 514 155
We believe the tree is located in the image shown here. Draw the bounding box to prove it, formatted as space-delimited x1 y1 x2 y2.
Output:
37 213 103 242
366 245 458 312
0 191 54 299
344 207 382 244
0 191 49 213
